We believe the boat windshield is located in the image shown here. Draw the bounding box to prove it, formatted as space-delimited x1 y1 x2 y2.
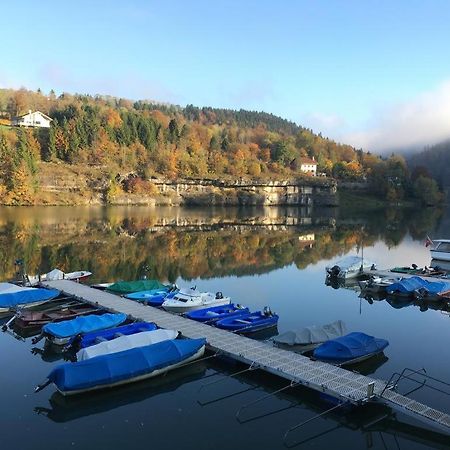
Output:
436 242 450 252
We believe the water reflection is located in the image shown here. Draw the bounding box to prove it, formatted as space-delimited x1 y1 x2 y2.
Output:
0 205 444 284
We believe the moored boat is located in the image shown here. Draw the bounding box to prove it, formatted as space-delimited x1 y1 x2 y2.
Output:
0 283 60 316
162 287 231 313
326 256 376 280
312 332 389 366
35 338 207 395
387 276 450 300
36 312 128 346
77 328 179 361
106 279 167 295
273 320 347 353
125 286 178 306
185 303 249 323
14 301 103 332
69 321 158 350
26 268 92 286
429 239 450 262
215 308 278 333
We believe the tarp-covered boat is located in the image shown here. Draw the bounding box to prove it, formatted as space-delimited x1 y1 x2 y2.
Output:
312 332 389 365
386 276 450 299
215 310 278 333
77 329 179 361
71 322 157 349
41 313 127 345
0 283 60 315
36 338 206 395
125 287 178 306
185 303 249 323
326 256 376 280
273 320 347 352
106 280 167 295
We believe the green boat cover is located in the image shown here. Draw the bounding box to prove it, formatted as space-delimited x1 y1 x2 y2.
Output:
106 279 166 295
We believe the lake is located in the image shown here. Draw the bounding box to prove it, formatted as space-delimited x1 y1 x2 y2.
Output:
1 205 450 449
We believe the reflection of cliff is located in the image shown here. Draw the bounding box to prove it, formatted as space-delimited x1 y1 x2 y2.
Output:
0 205 443 282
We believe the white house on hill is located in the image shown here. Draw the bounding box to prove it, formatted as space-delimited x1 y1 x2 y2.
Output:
11 110 52 128
299 156 317 176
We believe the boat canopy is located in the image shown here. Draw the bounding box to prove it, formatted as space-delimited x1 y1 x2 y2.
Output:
387 276 450 294
48 338 206 393
273 320 347 346
77 329 178 361
43 313 127 338
76 322 157 348
0 283 60 308
106 280 167 295
313 332 389 363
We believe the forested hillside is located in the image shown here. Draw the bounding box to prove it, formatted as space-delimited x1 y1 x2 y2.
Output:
0 88 443 205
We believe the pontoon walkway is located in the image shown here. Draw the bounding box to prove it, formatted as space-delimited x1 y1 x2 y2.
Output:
42 280 450 434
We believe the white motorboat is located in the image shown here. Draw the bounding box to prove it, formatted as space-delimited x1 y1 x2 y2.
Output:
429 239 450 262
26 268 92 286
326 256 376 280
162 287 231 313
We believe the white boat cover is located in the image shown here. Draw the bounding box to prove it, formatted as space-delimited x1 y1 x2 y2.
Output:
0 282 35 294
77 329 179 361
326 256 375 273
273 320 347 346
46 269 66 280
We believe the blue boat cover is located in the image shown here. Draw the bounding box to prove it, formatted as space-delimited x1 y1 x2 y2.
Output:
43 313 127 338
0 283 60 308
313 332 389 363
125 289 178 306
48 338 206 393
387 276 450 295
186 304 250 322
77 322 157 348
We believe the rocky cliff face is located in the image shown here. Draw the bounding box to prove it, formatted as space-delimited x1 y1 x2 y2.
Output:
150 178 338 207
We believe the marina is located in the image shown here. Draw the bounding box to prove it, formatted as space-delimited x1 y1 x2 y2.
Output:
40 280 450 435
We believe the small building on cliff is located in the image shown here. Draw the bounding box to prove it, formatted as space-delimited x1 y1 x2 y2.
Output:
299 157 317 176
11 110 52 128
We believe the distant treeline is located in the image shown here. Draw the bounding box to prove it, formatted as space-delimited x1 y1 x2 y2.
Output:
0 88 443 205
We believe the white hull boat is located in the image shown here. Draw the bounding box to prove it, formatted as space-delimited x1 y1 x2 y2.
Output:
26 269 92 286
326 256 376 280
430 239 450 262
162 287 231 313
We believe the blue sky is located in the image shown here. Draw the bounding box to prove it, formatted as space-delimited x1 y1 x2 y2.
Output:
3 0 450 152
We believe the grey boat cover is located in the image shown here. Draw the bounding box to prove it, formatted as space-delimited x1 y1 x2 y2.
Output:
273 320 347 346
77 329 179 361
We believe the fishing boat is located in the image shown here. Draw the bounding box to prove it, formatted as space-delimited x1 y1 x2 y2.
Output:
35 338 206 396
35 312 127 346
125 286 179 306
358 276 400 294
215 308 278 333
390 265 447 277
69 321 158 350
326 256 376 280
429 239 450 262
0 283 60 316
162 287 231 314
273 320 347 353
26 269 92 286
312 332 389 366
106 279 167 295
14 301 104 333
77 329 179 361
185 303 249 323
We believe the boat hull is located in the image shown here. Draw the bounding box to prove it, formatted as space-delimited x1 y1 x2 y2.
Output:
162 298 231 314
430 250 450 261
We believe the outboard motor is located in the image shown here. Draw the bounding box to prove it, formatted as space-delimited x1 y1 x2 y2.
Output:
263 306 272 317
215 292 223 299
328 265 341 278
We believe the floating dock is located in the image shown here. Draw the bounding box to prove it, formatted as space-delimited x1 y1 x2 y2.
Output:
42 280 450 434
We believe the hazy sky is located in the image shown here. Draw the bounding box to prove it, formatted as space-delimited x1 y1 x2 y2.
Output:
2 0 450 153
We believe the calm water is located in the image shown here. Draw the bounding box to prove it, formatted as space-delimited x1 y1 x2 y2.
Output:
1 205 450 449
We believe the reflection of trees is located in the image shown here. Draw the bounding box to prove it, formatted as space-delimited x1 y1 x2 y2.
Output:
0 206 444 282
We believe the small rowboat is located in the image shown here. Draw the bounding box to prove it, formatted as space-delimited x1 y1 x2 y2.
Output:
312 332 389 366
215 309 278 334
14 302 103 333
35 338 206 395
185 303 249 323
